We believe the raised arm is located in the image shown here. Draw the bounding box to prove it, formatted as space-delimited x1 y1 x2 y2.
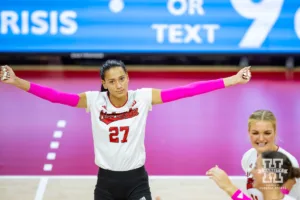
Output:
151 66 251 105
1 65 87 108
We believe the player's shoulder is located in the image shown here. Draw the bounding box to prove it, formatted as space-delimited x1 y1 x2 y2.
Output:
129 88 152 100
242 148 257 160
241 148 257 172
132 88 152 95
85 91 106 102
129 88 153 109
278 147 299 167
84 91 106 113
85 90 102 95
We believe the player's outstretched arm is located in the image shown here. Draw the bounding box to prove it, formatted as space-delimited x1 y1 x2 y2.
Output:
0 65 87 108
151 66 251 105
206 166 252 200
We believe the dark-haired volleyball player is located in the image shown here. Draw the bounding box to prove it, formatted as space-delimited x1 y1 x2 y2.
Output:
0 61 251 200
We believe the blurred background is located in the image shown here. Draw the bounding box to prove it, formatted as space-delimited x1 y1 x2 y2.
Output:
1 0 300 199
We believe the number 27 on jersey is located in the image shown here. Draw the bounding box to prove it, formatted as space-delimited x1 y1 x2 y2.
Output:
109 126 129 143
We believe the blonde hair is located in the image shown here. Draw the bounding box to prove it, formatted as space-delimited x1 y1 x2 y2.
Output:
248 110 277 131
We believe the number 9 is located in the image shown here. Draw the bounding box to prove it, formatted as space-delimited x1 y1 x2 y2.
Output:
230 0 284 48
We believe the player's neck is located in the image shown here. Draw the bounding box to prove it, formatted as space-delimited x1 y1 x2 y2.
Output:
262 188 284 200
108 93 128 108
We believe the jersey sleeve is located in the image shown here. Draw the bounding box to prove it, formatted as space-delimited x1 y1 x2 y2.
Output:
241 149 254 174
135 88 153 111
85 91 101 113
288 156 300 200
288 155 300 183
241 152 248 174
281 149 300 183
289 156 300 168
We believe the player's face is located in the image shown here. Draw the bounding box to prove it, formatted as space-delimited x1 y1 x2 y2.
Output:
251 156 265 188
252 156 278 190
102 67 129 98
248 120 276 154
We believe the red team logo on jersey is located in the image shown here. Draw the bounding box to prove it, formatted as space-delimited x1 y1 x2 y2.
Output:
247 177 254 190
246 164 259 200
99 101 139 125
131 100 136 107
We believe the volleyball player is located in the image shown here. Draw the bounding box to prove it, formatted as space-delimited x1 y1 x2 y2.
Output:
207 151 300 200
0 61 251 200
241 110 300 200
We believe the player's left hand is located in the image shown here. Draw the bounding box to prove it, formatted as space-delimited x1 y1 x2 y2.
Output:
206 165 234 191
235 66 251 84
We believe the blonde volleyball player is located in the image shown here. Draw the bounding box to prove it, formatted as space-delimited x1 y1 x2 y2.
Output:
0 61 251 200
206 151 300 200
242 110 300 200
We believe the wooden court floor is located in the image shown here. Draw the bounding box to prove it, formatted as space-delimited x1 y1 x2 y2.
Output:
0 176 247 200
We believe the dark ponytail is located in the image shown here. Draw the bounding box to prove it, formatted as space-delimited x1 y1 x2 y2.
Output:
290 167 300 179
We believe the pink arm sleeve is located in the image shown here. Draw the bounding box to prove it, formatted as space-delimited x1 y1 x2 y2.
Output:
231 189 251 200
160 79 225 103
28 83 80 107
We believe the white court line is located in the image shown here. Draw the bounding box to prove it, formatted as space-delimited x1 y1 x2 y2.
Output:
0 175 247 180
46 152 56 160
57 120 66 128
53 131 63 138
34 177 48 200
43 164 53 171
50 141 59 149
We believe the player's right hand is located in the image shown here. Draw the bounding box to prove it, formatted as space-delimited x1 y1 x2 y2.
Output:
0 65 16 84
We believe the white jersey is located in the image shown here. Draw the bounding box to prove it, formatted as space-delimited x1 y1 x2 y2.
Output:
283 195 297 200
85 88 152 171
241 147 300 200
